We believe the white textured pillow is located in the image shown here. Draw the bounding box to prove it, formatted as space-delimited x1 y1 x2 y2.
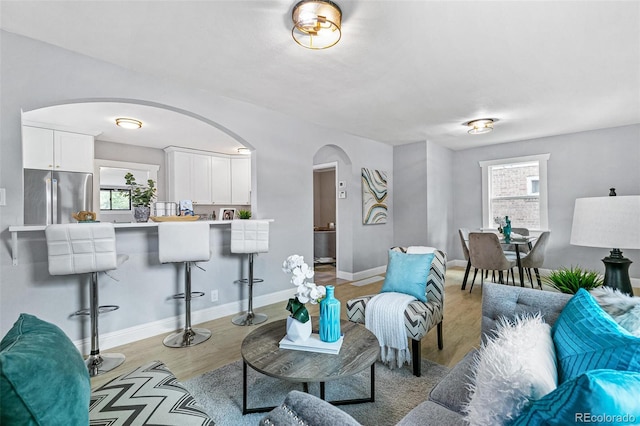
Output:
463 314 557 426
591 286 640 337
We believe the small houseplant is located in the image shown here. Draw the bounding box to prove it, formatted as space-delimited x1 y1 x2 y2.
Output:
282 255 325 342
238 209 252 219
124 172 157 222
542 266 604 294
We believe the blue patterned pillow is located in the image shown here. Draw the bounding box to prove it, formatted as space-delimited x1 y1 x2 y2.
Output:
381 250 433 302
552 289 640 383
511 369 640 426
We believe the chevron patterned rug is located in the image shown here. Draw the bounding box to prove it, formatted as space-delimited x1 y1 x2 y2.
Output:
182 358 449 426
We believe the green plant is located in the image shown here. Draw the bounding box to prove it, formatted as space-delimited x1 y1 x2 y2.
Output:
238 209 252 219
124 172 157 207
542 266 604 294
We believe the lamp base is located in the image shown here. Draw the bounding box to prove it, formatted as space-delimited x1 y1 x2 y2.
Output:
602 250 633 296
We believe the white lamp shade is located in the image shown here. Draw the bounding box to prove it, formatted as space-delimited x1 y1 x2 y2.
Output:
570 195 640 250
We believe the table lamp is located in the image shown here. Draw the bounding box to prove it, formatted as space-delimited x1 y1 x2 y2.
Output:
570 194 640 295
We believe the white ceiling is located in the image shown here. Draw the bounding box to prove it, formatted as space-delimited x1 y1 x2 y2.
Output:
2 1 639 151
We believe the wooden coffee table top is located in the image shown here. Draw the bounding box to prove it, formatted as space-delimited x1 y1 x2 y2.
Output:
241 318 380 383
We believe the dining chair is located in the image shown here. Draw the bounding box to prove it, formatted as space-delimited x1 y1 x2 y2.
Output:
520 231 551 289
458 228 474 290
468 232 517 292
503 227 530 255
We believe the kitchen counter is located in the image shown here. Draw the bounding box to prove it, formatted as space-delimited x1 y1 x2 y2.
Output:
8 219 271 265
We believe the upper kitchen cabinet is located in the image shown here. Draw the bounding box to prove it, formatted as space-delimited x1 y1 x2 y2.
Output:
22 126 94 173
211 154 231 204
231 157 251 205
165 148 212 204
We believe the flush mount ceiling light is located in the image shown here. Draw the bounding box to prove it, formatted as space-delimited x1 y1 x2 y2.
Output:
292 0 342 50
237 147 251 154
115 118 142 129
465 118 496 135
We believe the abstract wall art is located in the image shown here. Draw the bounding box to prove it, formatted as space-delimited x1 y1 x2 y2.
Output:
361 168 388 224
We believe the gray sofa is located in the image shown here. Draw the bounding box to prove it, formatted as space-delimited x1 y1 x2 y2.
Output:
260 282 572 426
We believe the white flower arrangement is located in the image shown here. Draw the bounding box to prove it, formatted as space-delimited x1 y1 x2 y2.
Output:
282 255 326 323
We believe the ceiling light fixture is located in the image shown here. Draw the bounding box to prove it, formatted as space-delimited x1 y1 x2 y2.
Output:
237 147 251 154
292 0 342 50
465 118 495 135
115 118 142 129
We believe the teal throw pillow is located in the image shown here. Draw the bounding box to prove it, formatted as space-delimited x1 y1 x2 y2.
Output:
381 250 434 302
552 289 640 383
0 314 90 425
511 369 640 426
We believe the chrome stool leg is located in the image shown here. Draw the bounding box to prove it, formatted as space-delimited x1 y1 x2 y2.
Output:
233 254 268 326
164 262 211 347
86 272 125 377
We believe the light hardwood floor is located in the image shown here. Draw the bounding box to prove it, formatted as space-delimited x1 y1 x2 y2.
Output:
90 266 482 389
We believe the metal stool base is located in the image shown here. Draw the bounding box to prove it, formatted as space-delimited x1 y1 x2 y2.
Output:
232 312 268 326
86 353 125 377
163 327 211 348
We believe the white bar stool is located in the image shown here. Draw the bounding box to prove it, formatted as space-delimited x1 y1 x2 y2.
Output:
231 220 270 326
45 223 128 377
158 222 211 348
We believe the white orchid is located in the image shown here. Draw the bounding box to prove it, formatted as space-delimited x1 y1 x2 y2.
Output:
283 254 326 322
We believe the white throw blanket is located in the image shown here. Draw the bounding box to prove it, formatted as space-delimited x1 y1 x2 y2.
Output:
365 292 416 368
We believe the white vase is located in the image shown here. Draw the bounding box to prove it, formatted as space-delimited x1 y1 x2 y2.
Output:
286 316 312 342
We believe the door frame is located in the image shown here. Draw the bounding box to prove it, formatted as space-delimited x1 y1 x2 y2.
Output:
313 161 338 273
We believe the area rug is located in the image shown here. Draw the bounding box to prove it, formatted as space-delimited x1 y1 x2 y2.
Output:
182 358 449 426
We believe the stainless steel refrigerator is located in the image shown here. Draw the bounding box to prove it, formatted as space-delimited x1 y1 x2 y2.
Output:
24 169 93 225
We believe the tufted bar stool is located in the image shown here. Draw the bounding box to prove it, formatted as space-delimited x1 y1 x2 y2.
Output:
158 222 211 348
231 220 270 326
45 223 128 376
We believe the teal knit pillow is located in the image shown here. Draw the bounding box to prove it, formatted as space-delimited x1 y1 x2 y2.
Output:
552 289 640 383
381 250 434 302
512 369 640 426
0 314 90 425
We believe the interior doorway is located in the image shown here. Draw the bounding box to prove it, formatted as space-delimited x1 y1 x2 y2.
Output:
313 163 337 281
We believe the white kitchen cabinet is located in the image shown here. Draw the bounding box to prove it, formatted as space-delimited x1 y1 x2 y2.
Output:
231 157 251 205
211 155 231 204
22 126 94 173
166 149 212 204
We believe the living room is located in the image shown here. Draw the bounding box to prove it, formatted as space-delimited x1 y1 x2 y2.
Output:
1 2 639 425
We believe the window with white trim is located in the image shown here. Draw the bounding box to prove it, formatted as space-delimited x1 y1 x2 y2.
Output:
480 154 550 231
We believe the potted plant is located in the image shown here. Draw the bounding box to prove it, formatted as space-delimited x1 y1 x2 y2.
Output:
124 172 157 222
237 209 252 219
542 266 604 294
282 255 325 342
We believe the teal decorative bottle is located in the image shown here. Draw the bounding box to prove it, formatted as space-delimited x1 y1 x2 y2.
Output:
504 216 512 243
319 285 341 343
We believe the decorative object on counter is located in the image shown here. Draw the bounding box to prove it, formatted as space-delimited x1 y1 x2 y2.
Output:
219 208 236 220
153 201 177 217
238 209 252 219
361 168 388 225
319 285 341 343
150 215 201 222
72 211 97 222
180 200 194 216
283 254 325 342
542 266 603 294
503 216 511 243
124 172 156 223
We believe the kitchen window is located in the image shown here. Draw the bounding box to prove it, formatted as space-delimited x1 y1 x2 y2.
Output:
479 154 550 231
100 188 131 211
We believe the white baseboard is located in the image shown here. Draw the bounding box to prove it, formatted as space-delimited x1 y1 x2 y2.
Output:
336 265 387 281
73 288 293 353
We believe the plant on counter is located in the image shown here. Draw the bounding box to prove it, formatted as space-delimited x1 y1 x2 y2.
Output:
124 172 157 207
282 255 325 323
542 266 604 294
238 209 252 219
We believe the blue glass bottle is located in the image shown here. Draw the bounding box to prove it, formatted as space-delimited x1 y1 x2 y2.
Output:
504 216 512 243
319 285 341 343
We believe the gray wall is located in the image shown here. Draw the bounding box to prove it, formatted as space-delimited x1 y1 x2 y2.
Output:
393 141 428 245
0 31 393 340
426 140 454 254
451 124 640 278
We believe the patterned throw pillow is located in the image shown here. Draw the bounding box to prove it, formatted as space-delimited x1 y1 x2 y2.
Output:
90 361 213 426
381 250 434 302
512 369 640 426
552 289 640 383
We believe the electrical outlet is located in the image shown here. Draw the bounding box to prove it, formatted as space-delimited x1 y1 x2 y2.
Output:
210 290 219 302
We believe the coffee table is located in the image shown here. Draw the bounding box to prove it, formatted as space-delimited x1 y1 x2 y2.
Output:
240 318 380 414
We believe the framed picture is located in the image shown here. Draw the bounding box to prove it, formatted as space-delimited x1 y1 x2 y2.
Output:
361 168 388 224
219 208 236 221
